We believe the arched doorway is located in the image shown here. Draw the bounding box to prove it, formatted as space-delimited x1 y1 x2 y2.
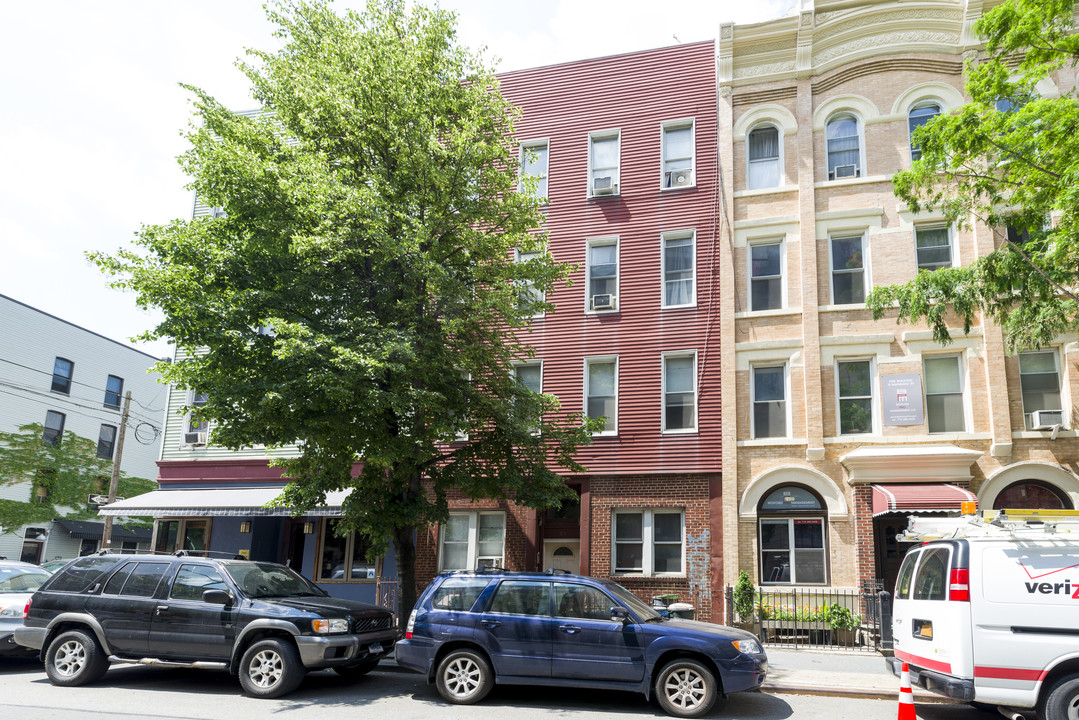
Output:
992 480 1072 510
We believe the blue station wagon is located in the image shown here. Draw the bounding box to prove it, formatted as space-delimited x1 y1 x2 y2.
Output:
395 569 767 718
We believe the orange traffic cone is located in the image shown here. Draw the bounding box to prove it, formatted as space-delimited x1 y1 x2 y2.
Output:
898 661 916 720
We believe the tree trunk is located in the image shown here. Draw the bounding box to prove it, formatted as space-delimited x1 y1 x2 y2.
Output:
392 523 418 634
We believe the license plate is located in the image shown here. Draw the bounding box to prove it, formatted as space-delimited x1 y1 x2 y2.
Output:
368 643 383 654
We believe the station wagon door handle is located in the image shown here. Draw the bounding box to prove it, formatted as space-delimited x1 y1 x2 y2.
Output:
481 620 501 629
155 605 169 615
558 624 581 635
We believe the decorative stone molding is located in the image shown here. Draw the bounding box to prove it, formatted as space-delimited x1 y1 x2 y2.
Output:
719 85 733 99
732 86 797 107
814 31 961 66
815 9 961 44
813 58 962 94
979 461 1079 509
733 104 799 141
890 81 966 115
734 61 797 80
739 465 849 519
810 94 880 131
840 445 982 484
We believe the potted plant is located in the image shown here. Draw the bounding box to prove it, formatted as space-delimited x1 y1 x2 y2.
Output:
821 602 861 646
731 571 758 633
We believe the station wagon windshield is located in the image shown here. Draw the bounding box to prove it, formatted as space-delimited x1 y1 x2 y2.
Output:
602 580 662 621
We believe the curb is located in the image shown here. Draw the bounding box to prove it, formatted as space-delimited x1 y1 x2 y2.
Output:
761 684 964 704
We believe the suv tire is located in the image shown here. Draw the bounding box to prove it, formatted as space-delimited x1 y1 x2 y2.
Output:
435 649 493 705
1040 673 1079 720
332 658 379 680
238 638 305 699
655 659 718 718
45 630 109 687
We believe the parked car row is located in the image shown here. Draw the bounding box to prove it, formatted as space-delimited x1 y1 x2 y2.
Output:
4 554 767 716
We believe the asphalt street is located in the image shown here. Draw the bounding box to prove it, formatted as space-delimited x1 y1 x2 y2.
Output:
0 656 1000 720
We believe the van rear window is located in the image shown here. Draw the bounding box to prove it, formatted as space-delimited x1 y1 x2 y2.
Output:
45 557 123 593
912 547 950 601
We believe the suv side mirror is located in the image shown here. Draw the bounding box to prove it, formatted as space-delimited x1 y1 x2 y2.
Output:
610 606 630 623
203 589 233 605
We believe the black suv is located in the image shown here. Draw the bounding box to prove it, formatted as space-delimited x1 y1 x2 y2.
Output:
15 552 399 698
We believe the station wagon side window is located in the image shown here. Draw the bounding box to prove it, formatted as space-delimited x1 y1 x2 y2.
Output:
431 577 492 612
553 583 616 620
894 550 918 600
912 547 950 601
488 580 551 616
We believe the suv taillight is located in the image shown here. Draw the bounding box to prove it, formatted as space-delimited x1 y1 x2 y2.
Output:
949 567 970 601
404 609 416 640
23 598 31 617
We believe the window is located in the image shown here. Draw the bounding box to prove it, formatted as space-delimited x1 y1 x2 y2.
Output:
924 354 965 433
119 562 170 597
758 486 826 585
912 547 950 601
908 102 941 162
440 512 505 571
588 131 620 197
43 411 65 446
826 114 861 180
750 240 783 311
104 375 124 408
915 225 953 271
431 577 491 612
612 509 685 575
184 391 209 445
662 120 694 189
515 249 545 317
830 235 866 305
514 362 542 394
96 424 117 460
585 357 617 434
154 519 209 555
554 582 616 620
51 357 73 394
837 360 873 434
1019 350 1063 429
663 352 697 432
586 237 618 311
752 365 787 438
994 480 1071 510
490 580 550 616
748 125 781 189
519 140 549 200
170 564 228 601
662 231 695 307
317 519 378 581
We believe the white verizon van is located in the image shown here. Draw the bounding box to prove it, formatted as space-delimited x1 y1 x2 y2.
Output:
887 512 1079 720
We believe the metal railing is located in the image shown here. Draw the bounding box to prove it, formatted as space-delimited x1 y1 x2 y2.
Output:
376 576 400 615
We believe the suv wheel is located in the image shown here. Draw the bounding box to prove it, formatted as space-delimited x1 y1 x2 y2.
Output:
655 659 718 718
1041 673 1079 720
45 630 109 687
435 649 493 705
238 638 305 699
332 658 379 680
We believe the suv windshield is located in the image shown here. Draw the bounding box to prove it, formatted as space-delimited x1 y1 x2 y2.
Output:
602 580 662 621
226 562 327 599
0 566 51 594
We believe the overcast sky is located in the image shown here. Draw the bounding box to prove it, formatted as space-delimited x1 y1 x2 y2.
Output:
1 0 794 359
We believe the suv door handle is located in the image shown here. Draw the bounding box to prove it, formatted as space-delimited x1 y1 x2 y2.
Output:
558 624 581 635
481 620 501 629
155 605 169 615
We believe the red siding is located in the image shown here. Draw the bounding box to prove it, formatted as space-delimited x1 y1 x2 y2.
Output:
499 41 722 476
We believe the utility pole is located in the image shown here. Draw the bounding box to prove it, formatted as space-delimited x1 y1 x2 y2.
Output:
101 390 131 549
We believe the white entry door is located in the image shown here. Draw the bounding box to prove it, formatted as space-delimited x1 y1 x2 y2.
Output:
543 540 580 573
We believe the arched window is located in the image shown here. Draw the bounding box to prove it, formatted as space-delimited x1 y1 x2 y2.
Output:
758 485 827 585
908 102 941 162
747 124 781 189
826 114 861 180
993 481 1072 510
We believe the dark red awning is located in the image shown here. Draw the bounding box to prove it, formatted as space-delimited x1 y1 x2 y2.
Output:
872 484 977 517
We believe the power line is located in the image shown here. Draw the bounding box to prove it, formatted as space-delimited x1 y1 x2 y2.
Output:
0 386 162 443
0 356 167 416
0 374 164 427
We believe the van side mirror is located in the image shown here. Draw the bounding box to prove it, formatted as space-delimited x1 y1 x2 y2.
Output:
610 606 630 623
203 589 233 605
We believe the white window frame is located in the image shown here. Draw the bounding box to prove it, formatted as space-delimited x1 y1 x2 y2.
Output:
585 236 619 313
751 362 789 439
661 230 696 308
923 353 967 433
661 118 695 190
834 357 877 436
439 511 506 572
584 355 618 436
515 247 546 319
746 122 782 190
518 139 549 202
182 390 209 447
748 237 785 312
662 351 698 434
758 515 828 585
914 223 955 272
1019 349 1065 430
825 113 864 180
513 360 543 394
908 101 941 163
588 129 621 198
829 233 869 306
611 508 686 576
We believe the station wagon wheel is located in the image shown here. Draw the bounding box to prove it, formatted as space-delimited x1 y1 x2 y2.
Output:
1041 673 1079 720
655 659 718 718
238 638 305 699
435 649 493 705
45 629 109 687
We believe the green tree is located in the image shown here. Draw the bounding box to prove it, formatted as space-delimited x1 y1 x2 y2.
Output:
867 0 1079 351
91 0 597 624
0 424 156 529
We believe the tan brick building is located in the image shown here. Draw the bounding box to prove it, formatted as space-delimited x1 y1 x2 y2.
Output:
718 0 1079 598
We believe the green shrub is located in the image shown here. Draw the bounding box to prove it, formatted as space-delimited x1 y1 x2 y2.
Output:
732 571 756 621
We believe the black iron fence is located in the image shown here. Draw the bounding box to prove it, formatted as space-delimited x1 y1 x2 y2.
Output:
376 576 400 615
725 581 891 652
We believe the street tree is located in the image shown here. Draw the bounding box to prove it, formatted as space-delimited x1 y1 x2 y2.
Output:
91 0 596 623
866 0 1079 351
0 424 155 529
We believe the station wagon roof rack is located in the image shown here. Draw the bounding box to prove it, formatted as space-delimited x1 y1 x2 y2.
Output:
544 567 571 575
899 508 1079 541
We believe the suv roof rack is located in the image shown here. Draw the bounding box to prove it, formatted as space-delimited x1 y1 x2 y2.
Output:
544 567 571 575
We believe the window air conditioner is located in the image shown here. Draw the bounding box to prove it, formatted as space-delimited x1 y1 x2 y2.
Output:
591 294 615 310
592 176 616 195
184 431 208 445
831 164 858 180
1030 410 1064 430
668 169 693 187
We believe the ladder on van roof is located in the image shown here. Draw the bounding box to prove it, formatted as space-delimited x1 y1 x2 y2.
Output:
898 509 1079 541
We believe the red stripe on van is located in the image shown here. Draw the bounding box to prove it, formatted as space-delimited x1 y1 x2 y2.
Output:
895 649 952 674
974 666 1047 682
